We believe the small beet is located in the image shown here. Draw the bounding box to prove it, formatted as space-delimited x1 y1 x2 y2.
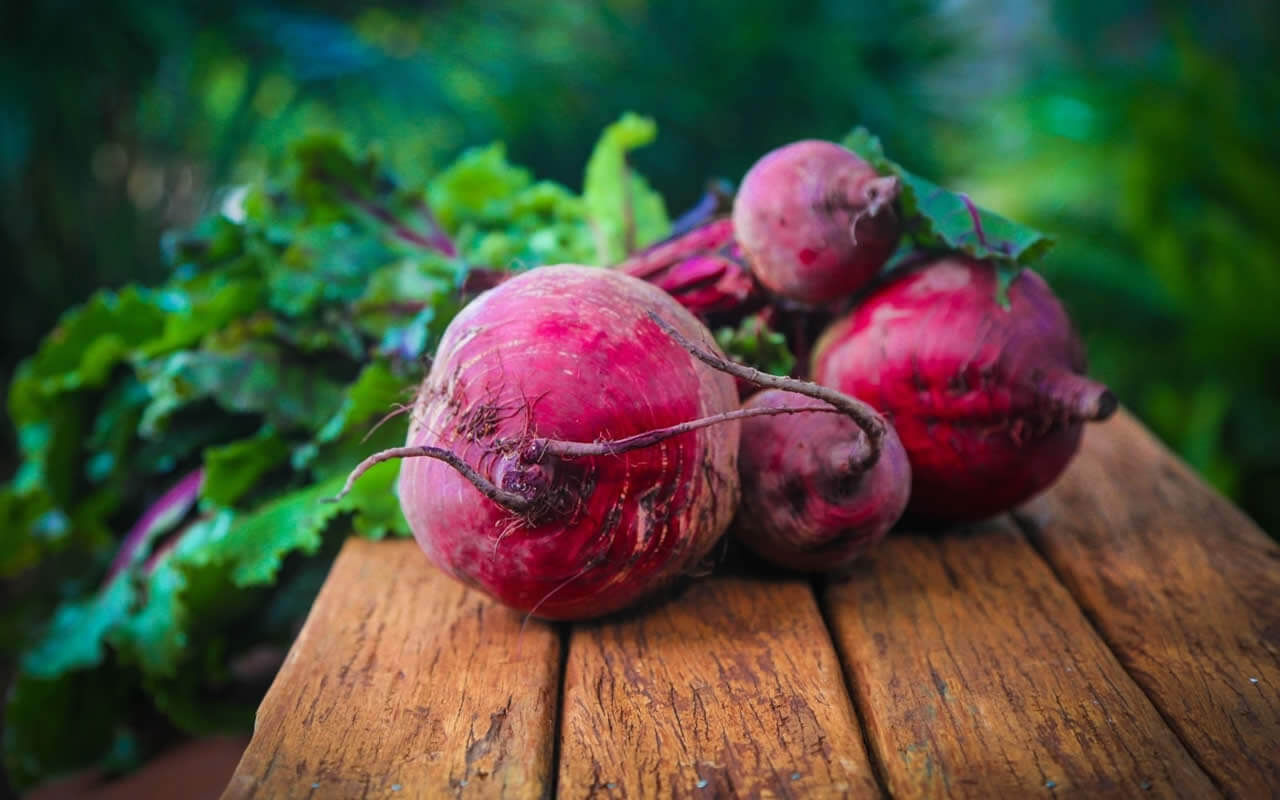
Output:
735 389 911 572
811 255 1117 522
732 140 901 305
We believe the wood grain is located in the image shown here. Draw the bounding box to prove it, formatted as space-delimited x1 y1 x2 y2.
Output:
222 538 562 800
824 516 1219 799
558 577 881 799
1018 410 1280 798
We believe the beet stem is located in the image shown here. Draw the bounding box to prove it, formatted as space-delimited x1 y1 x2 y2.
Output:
615 218 735 280
958 193 990 249
536 404 843 459
646 311 888 469
105 467 205 584
667 180 733 238
329 444 533 512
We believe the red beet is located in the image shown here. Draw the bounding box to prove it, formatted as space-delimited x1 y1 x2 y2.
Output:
736 389 911 572
811 255 1117 522
397 267 744 619
732 140 902 305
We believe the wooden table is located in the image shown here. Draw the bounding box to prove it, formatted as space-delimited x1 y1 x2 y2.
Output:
222 411 1280 799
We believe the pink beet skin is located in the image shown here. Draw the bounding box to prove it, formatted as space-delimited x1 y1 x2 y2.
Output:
732 140 902 305
736 389 911 572
398 265 742 620
811 255 1117 522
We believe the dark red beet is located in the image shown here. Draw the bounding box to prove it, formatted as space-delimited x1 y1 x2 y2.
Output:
732 140 901 305
736 389 910 572
811 255 1117 522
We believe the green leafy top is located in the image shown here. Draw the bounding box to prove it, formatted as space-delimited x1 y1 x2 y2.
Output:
582 112 671 263
842 127 1054 304
1 115 657 790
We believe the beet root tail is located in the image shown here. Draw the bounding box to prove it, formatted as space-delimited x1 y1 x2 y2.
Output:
1045 371 1118 422
327 445 535 513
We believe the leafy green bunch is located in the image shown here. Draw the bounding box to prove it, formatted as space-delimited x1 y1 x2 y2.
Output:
1 113 670 790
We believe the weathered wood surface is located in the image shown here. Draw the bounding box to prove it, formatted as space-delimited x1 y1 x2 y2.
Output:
1018 410 1280 798
558 576 881 798
823 515 1218 799
222 538 562 800
221 411 1280 799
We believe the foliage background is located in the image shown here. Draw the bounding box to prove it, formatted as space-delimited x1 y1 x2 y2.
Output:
6 0 1276 532
0 0 1276 791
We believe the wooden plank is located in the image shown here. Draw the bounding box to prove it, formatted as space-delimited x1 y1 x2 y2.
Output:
1018 410 1280 797
222 538 562 800
824 517 1219 799
559 576 882 798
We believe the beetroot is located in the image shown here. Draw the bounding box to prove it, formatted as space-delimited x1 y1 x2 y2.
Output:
735 389 911 572
732 140 902 305
811 255 1117 522
391 266 744 619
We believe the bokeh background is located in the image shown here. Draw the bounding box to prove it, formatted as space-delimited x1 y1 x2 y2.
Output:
2 0 1277 795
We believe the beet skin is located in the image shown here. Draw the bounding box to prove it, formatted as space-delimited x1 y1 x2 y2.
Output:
736 389 911 572
811 255 1117 522
397 265 742 620
732 140 901 305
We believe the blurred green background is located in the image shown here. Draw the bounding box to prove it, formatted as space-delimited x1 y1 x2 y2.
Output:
2 0 1276 540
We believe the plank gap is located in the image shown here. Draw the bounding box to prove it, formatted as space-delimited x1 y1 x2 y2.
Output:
814 574 895 800
1016 411 1280 798
222 538 564 799
558 575 883 797
822 514 1220 799
548 620 571 800
1010 509 1229 799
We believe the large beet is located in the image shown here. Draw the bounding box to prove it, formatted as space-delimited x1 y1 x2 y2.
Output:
811 255 1116 522
393 266 744 620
